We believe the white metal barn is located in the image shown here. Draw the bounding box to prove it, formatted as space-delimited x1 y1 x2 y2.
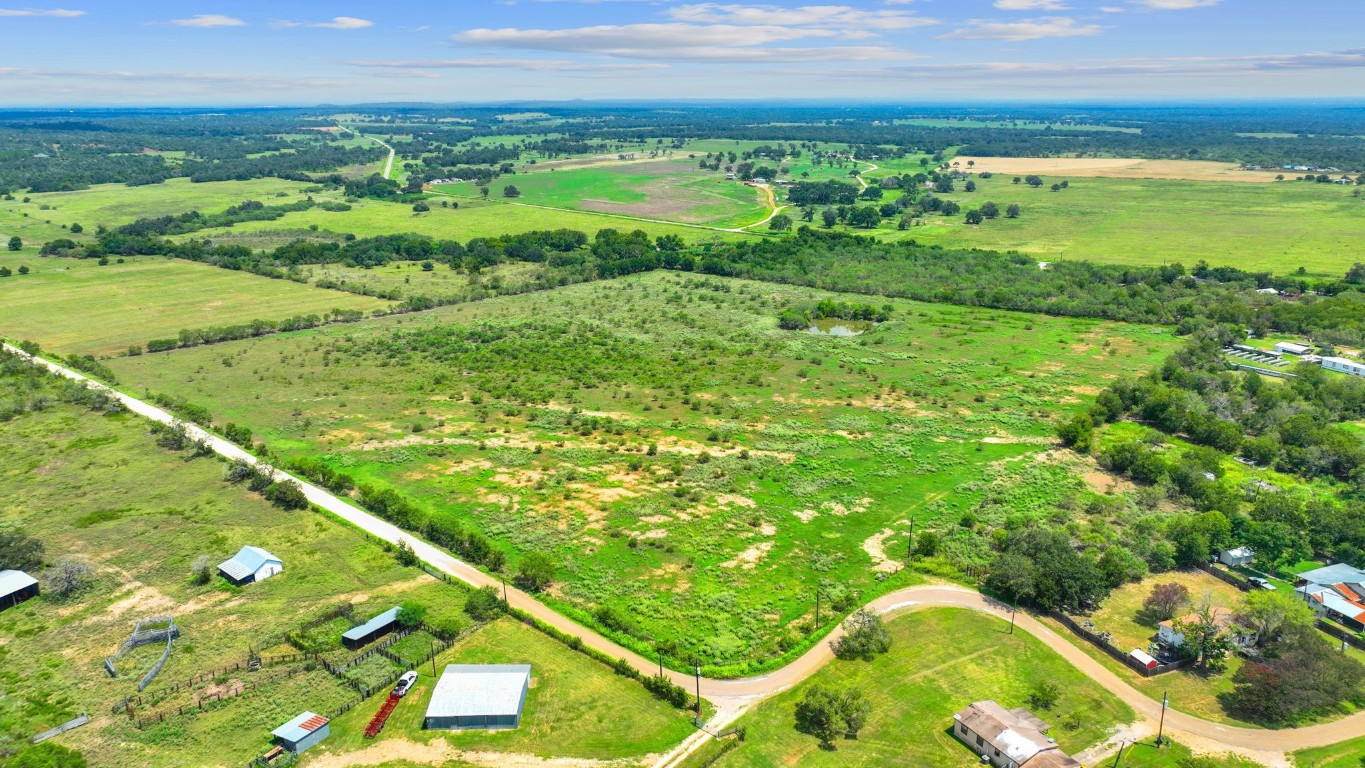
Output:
424 664 531 731
1321 357 1365 378
217 546 283 586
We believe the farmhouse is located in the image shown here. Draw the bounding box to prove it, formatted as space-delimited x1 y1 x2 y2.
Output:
342 605 401 650
952 701 1081 768
1274 342 1311 356
1296 563 1365 631
0 569 39 611
271 711 330 754
1321 356 1365 378
217 546 282 586
424 664 531 731
1157 608 1258 650
1219 546 1255 567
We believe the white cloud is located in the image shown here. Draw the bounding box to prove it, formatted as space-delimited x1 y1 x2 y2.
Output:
312 16 373 29
0 7 83 16
348 58 669 72
938 16 1102 41
665 3 937 30
994 0 1069 10
1129 0 1219 7
169 14 245 27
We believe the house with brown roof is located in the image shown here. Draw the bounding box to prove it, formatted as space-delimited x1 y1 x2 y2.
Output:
1157 607 1258 651
952 701 1081 768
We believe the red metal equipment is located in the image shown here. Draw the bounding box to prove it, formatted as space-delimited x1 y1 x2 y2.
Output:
363 693 401 739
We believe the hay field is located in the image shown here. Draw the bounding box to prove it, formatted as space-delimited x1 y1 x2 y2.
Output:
950 157 1284 183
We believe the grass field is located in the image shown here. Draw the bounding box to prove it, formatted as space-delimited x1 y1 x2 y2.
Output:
678 607 1134 768
1111 740 1261 767
1292 736 1365 768
0 255 389 356
434 159 769 228
104 271 1176 670
858 173 1365 277
307 260 547 301
305 618 697 766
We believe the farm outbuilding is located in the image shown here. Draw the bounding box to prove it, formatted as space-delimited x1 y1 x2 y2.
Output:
0 569 39 611
1219 546 1255 567
217 546 282 586
1274 342 1311 356
342 606 401 650
271 711 329 754
424 664 531 731
1321 357 1365 378
1129 648 1158 671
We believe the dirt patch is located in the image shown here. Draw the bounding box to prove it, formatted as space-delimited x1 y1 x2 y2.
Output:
716 493 756 508
952 156 1284 183
105 586 176 618
822 498 872 517
720 541 773 569
861 528 904 574
792 508 818 523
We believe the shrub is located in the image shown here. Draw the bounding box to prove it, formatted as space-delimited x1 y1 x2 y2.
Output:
0 527 44 571
464 585 505 621
44 556 95 599
831 609 891 661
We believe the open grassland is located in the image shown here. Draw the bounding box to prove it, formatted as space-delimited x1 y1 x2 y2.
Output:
678 607 1134 768
0 178 317 244
0 256 388 356
1076 569 1248 654
0 390 419 766
106 271 1176 670
950 157 1284 182
434 159 770 228
866 173 1365 276
1110 740 1261 767
307 260 547 301
192 193 755 244
305 618 696 766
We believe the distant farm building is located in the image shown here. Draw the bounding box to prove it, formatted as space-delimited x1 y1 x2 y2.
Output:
343 606 401 650
1321 357 1365 378
1219 546 1255 567
424 664 531 731
1129 648 1158 671
0 570 39 611
953 701 1081 768
218 546 282 586
271 711 330 755
1274 342 1311 356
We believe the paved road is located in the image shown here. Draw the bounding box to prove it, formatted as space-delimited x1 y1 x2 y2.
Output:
9 344 1363 766
339 125 394 179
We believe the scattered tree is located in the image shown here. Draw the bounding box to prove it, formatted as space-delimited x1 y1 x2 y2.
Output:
465 585 505 621
832 609 891 660
1141 582 1191 622
794 684 872 747
1173 596 1234 670
516 551 556 591
980 201 1000 219
821 207 838 228
44 556 95 599
503 185 521 198
396 600 427 628
0 527 44 571
1236 589 1314 647
769 213 793 232
1006 203 1021 219
7 235 20 251
190 554 213 585
964 209 984 225
394 539 419 567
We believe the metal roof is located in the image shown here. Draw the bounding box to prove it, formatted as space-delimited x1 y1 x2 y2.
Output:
218 546 279 582
0 569 37 597
426 664 530 719
1299 563 1365 587
272 711 328 742
343 606 400 641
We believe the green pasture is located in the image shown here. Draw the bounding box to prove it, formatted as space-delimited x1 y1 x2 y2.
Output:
105 271 1176 669
0 256 388 356
306 259 546 301
678 607 1134 768
435 159 769 228
1293 736 1365 768
1110 740 1262 767
309 618 696 764
864 174 1365 277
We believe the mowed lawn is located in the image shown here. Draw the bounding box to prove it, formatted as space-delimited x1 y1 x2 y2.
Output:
867 174 1365 277
1293 736 1365 768
309 618 697 764
0 256 388 356
679 608 1134 768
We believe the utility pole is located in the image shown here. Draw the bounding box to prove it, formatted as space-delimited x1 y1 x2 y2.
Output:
694 663 702 716
1009 600 1017 635
906 515 915 560
501 575 509 606
1156 692 1168 746
658 649 664 677
815 588 821 629
430 638 437 676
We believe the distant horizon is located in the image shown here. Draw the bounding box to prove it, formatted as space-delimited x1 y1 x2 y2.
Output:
1 1 1362 105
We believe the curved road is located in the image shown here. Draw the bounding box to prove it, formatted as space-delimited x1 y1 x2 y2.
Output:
8 343 1361 765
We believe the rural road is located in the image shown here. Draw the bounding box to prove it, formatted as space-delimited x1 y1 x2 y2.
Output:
339 125 395 179
8 344 1362 766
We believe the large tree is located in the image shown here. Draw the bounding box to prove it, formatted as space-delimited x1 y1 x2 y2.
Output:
0 527 44 571
832 609 891 660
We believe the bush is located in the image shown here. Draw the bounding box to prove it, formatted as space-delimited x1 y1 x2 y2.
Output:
44 556 95 599
831 609 891 661
515 551 556 592
263 480 308 510
190 554 213 585
396 600 426 628
0 527 44 571
464 585 504 621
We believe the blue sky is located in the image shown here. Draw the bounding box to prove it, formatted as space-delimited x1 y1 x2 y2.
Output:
0 0 1362 105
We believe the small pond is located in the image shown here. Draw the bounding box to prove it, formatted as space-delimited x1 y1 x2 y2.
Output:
805 318 873 336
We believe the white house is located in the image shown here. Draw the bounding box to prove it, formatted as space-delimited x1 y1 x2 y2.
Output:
1322 357 1365 378
1157 608 1257 651
218 546 283 586
1219 547 1255 567
953 701 1081 768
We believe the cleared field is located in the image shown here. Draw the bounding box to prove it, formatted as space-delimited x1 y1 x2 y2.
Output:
309 618 696 765
105 271 1176 670
435 159 769 228
678 607 1134 768
949 157 1284 183
192 194 756 244
0 256 389 356
872 174 1365 276
1076 569 1247 654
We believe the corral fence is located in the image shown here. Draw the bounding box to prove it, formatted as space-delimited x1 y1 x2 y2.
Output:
130 666 317 729
1051 612 1196 677
31 714 89 744
105 615 180 680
